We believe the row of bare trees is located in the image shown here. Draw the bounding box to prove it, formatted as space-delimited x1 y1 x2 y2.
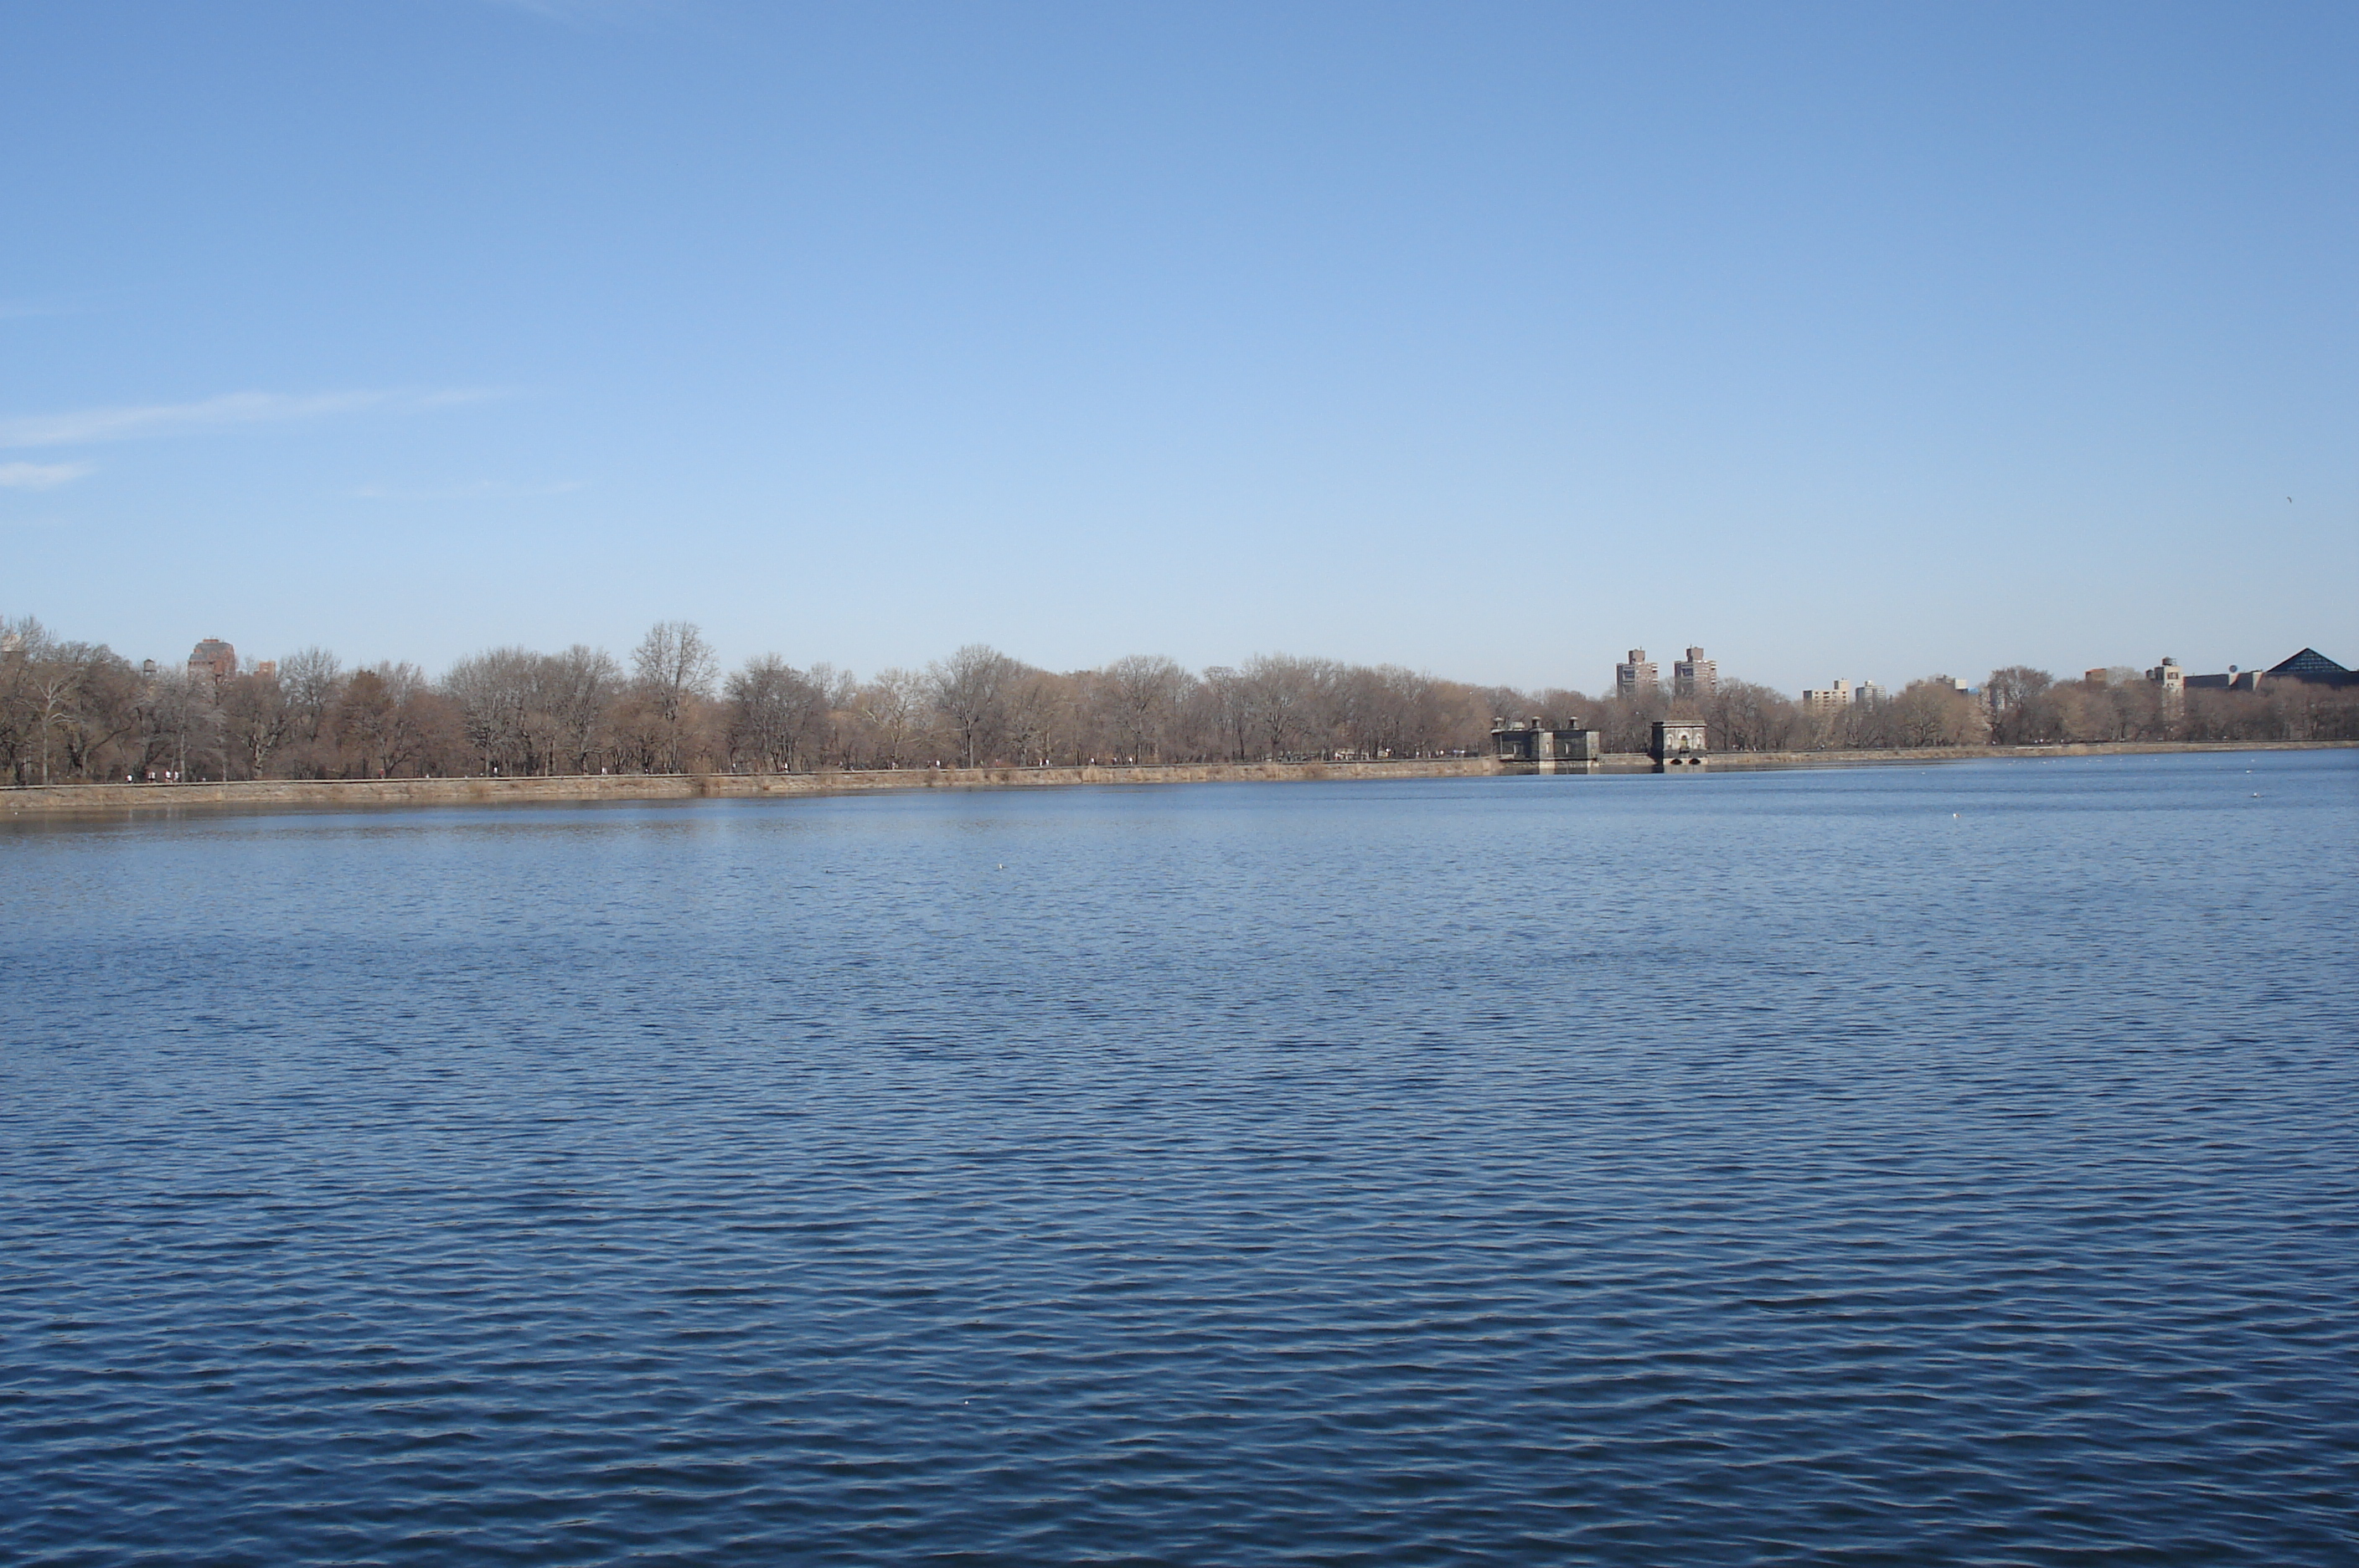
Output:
1976 664 2355 746
3 613 2353 785
0 622 454 786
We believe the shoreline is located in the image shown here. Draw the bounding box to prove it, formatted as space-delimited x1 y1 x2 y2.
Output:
1700 739 2355 769
1 740 2347 818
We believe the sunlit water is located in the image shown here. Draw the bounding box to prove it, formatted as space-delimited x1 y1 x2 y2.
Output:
4 751 2355 1565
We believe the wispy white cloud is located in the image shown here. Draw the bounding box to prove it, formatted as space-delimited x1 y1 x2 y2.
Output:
0 461 93 491
0 388 508 448
351 478 585 501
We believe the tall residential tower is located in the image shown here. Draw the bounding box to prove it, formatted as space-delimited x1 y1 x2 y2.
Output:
1615 649 1659 700
1672 647 1716 700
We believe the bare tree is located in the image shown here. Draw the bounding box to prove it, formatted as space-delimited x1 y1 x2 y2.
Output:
0 616 58 782
543 645 619 773
1003 668 1074 766
445 647 538 775
1335 664 1443 759
1237 653 1335 759
25 659 76 785
328 663 446 777
1703 680 1799 753
854 668 926 768
1983 667 2054 745
385 664 460 776
1100 654 1191 762
930 644 1020 766
219 668 293 779
802 662 860 767
335 669 396 777
725 655 829 772
1887 678 1987 747
54 647 146 781
276 647 346 775
632 622 720 772
138 666 214 781
634 622 719 709
0 618 36 781
1198 665 1253 761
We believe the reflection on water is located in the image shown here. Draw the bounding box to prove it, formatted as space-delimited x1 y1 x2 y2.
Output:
4 751 2355 1565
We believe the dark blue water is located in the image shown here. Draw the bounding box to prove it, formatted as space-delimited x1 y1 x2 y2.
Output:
4 751 2355 1565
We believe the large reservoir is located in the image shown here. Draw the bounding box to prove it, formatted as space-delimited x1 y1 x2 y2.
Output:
4 751 2353 1565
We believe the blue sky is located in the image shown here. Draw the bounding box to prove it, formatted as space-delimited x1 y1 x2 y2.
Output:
3 0 2351 694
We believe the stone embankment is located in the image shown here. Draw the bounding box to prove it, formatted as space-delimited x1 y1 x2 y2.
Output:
1713 739 2353 769
0 756 1499 817
3 740 2346 818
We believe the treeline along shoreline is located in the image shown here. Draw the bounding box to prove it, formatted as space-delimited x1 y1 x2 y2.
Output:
5 742 2350 818
4 613 2356 792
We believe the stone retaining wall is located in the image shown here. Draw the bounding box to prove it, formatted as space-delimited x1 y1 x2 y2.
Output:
4 740 2346 818
0 756 1500 816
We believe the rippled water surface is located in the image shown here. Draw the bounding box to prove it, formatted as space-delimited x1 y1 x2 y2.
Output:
4 751 2356 1565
